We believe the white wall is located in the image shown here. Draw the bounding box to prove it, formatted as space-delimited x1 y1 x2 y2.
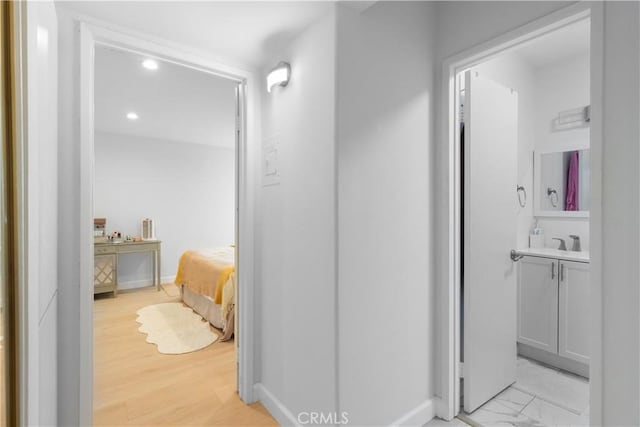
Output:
258 5 437 425
600 3 640 425
257 6 338 421
434 2 575 62
26 2 59 425
335 2 436 425
533 54 590 250
534 55 590 153
94 132 235 287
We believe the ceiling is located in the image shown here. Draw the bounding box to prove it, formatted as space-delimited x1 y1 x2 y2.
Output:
57 1 335 69
512 18 590 68
95 45 237 148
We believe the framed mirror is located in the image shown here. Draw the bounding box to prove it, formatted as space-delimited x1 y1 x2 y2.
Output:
534 148 590 217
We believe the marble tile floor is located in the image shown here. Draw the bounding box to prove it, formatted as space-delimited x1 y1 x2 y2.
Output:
426 357 589 427
425 417 471 427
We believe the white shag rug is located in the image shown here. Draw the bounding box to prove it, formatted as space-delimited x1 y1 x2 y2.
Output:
136 303 218 354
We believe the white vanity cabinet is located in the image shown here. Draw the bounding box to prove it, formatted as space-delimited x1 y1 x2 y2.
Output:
517 257 559 354
558 260 590 364
517 250 590 373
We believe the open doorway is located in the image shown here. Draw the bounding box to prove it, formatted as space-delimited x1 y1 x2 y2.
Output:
457 17 591 426
90 46 268 424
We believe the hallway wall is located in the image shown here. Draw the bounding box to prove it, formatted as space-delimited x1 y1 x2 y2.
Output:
257 5 338 420
257 4 437 424
336 2 437 425
599 3 640 425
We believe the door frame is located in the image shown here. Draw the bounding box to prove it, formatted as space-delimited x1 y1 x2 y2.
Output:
76 18 259 423
436 2 603 422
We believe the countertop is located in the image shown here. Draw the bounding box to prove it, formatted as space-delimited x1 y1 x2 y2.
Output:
516 247 590 263
94 239 161 246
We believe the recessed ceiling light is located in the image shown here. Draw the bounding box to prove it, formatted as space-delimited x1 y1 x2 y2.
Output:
126 112 139 120
142 59 158 70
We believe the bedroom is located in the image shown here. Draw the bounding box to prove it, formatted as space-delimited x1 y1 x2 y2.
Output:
91 46 259 424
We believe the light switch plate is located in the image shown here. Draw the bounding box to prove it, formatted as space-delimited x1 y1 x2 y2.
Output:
263 136 280 186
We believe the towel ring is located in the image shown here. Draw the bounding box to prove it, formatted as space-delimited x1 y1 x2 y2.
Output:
547 187 558 208
516 185 526 208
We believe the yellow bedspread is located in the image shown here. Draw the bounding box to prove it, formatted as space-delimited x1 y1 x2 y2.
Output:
174 247 235 304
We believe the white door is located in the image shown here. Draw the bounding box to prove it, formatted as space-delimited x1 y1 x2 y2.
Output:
463 70 519 413
558 261 590 364
518 257 559 353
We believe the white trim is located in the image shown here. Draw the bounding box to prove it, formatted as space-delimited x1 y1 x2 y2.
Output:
533 212 590 219
79 22 95 425
389 399 436 427
161 275 176 285
114 275 176 290
254 383 300 427
436 2 602 422
434 398 451 423
587 3 604 425
13 2 30 423
533 147 591 218
76 17 259 424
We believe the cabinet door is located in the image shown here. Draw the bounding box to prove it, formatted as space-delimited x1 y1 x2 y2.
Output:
94 254 117 293
558 261 590 364
518 257 558 353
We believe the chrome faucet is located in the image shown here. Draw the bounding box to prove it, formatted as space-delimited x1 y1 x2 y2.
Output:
552 238 567 251
569 235 581 252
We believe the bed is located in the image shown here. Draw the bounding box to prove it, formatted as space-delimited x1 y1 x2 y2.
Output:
174 247 236 340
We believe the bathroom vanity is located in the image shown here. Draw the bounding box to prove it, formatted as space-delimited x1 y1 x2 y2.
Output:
516 248 590 378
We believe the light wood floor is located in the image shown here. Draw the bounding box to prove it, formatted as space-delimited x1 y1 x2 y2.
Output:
94 286 276 426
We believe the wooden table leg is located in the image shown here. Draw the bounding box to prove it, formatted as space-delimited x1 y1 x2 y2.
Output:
156 247 161 291
114 254 118 297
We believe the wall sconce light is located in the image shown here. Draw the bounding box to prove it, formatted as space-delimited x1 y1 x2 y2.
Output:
266 61 291 93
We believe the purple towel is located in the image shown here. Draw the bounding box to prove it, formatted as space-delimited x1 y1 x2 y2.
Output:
565 151 579 211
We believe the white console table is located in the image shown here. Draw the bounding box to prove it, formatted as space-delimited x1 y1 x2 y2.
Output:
94 240 162 295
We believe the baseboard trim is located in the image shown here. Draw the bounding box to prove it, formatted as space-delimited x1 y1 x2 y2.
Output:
518 343 589 378
390 398 436 426
435 397 455 422
117 275 176 290
254 383 300 426
161 274 176 284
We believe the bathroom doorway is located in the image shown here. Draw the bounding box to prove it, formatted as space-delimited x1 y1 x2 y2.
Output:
451 9 594 426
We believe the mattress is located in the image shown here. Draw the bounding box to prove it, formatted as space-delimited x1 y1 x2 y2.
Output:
175 247 236 337
182 285 224 329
